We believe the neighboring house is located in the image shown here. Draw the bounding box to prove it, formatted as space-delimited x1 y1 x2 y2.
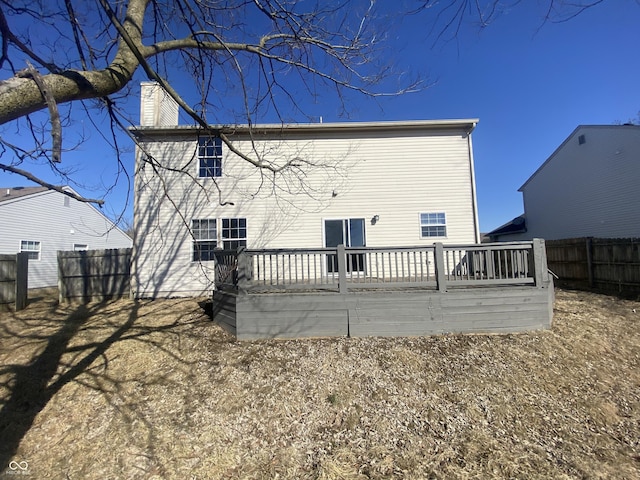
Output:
132 82 480 298
489 124 640 242
0 186 133 288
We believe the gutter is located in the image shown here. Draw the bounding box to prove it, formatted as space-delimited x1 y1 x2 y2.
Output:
129 118 480 138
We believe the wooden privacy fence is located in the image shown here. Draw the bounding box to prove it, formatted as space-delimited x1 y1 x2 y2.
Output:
215 239 549 293
58 248 132 302
0 253 28 311
546 237 640 296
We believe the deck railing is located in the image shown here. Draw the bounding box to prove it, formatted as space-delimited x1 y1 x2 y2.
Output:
442 243 534 286
214 239 549 294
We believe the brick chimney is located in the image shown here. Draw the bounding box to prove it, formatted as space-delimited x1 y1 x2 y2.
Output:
140 81 179 127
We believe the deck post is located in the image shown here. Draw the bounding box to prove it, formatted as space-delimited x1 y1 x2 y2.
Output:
533 238 549 288
337 244 348 294
434 242 447 292
236 247 250 295
213 250 221 287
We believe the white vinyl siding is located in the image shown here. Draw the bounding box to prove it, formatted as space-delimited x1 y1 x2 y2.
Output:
133 125 478 297
518 126 640 240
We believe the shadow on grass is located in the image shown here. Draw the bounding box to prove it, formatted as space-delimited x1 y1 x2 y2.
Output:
0 294 213 472
198 299 214 318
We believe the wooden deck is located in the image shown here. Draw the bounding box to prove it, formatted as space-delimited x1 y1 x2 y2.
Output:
212 240 554 340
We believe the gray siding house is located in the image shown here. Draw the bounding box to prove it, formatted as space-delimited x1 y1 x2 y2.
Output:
489 124 640 241
0 186 132 288
132 83 481 298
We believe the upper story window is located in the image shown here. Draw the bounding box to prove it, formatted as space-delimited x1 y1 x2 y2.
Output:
192 219 217 261
198 136 222 178
20 240 41 260
420 212 447 238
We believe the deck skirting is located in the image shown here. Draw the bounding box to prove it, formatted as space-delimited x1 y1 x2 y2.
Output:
213 283 554 340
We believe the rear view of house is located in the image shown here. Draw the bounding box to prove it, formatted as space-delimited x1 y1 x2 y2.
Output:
0 186 132 288
131 83 481 298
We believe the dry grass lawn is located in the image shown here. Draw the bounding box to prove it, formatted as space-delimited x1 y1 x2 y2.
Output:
0 288 638 479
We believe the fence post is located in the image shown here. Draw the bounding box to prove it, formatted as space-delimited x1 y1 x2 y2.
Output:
236 247 250 295
434 243 447 292
533 238 549 288
57 250 65 303
14 252 28 311
585 237 594 288
337 244 348 294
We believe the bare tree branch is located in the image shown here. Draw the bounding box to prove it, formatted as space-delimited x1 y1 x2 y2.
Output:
0 162 104 205
18 62 62 162
0 0 420 126
0 0 147 124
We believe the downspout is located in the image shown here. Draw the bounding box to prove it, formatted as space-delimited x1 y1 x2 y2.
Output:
467 123 481 243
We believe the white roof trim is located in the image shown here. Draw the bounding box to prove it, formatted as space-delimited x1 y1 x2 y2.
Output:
130 119 479 137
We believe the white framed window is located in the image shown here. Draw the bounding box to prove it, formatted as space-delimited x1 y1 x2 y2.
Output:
221 218 247 250
198 136 222 178
192 219 217 261
20 240 41 260
420 212 447 238
73 244 88 251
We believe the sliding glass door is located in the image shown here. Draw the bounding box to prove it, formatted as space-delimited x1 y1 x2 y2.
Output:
324 218 366 274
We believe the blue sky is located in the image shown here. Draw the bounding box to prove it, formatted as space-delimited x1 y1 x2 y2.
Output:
0 1 638 232
360 1 640 232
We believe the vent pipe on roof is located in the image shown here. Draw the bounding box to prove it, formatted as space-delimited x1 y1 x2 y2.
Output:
5 189 9 196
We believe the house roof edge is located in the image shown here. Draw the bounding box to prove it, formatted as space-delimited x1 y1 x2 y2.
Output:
129 118 479 137
486 214 527 237
0 186 50 203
